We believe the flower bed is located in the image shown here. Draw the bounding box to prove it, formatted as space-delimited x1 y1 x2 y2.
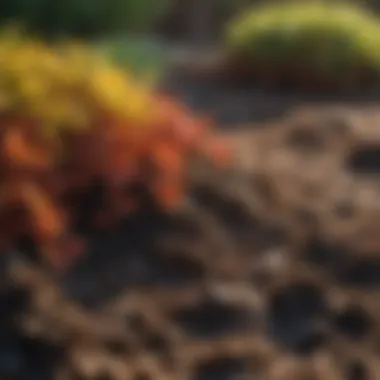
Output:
0 30 229 268
225 2 380 92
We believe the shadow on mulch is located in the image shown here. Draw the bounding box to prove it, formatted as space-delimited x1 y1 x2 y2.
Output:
61 209 170 309
159 66 380 127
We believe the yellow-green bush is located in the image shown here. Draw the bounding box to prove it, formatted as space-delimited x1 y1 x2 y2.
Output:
225 2 380 88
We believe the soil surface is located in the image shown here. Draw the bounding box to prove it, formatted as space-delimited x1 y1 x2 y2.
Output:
2 54 380 380
159 46 380 127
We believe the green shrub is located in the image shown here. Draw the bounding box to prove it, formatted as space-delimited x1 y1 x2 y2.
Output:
0 0 170 38
225 2 380 86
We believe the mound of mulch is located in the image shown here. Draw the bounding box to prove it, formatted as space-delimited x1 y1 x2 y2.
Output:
159 46 380 126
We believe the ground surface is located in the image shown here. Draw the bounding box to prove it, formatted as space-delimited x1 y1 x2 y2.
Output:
2 57 380 380
159 46 380 126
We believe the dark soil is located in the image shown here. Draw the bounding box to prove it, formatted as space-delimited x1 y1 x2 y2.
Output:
159 47 380 126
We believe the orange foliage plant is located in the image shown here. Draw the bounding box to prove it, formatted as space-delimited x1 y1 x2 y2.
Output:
0 34 230 269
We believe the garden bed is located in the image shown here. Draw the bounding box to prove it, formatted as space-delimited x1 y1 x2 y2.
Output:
2 19 380 380
3 104 380 380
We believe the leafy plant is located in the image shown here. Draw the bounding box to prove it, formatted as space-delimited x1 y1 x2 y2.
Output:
225 2 380 87
0 29 229 269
